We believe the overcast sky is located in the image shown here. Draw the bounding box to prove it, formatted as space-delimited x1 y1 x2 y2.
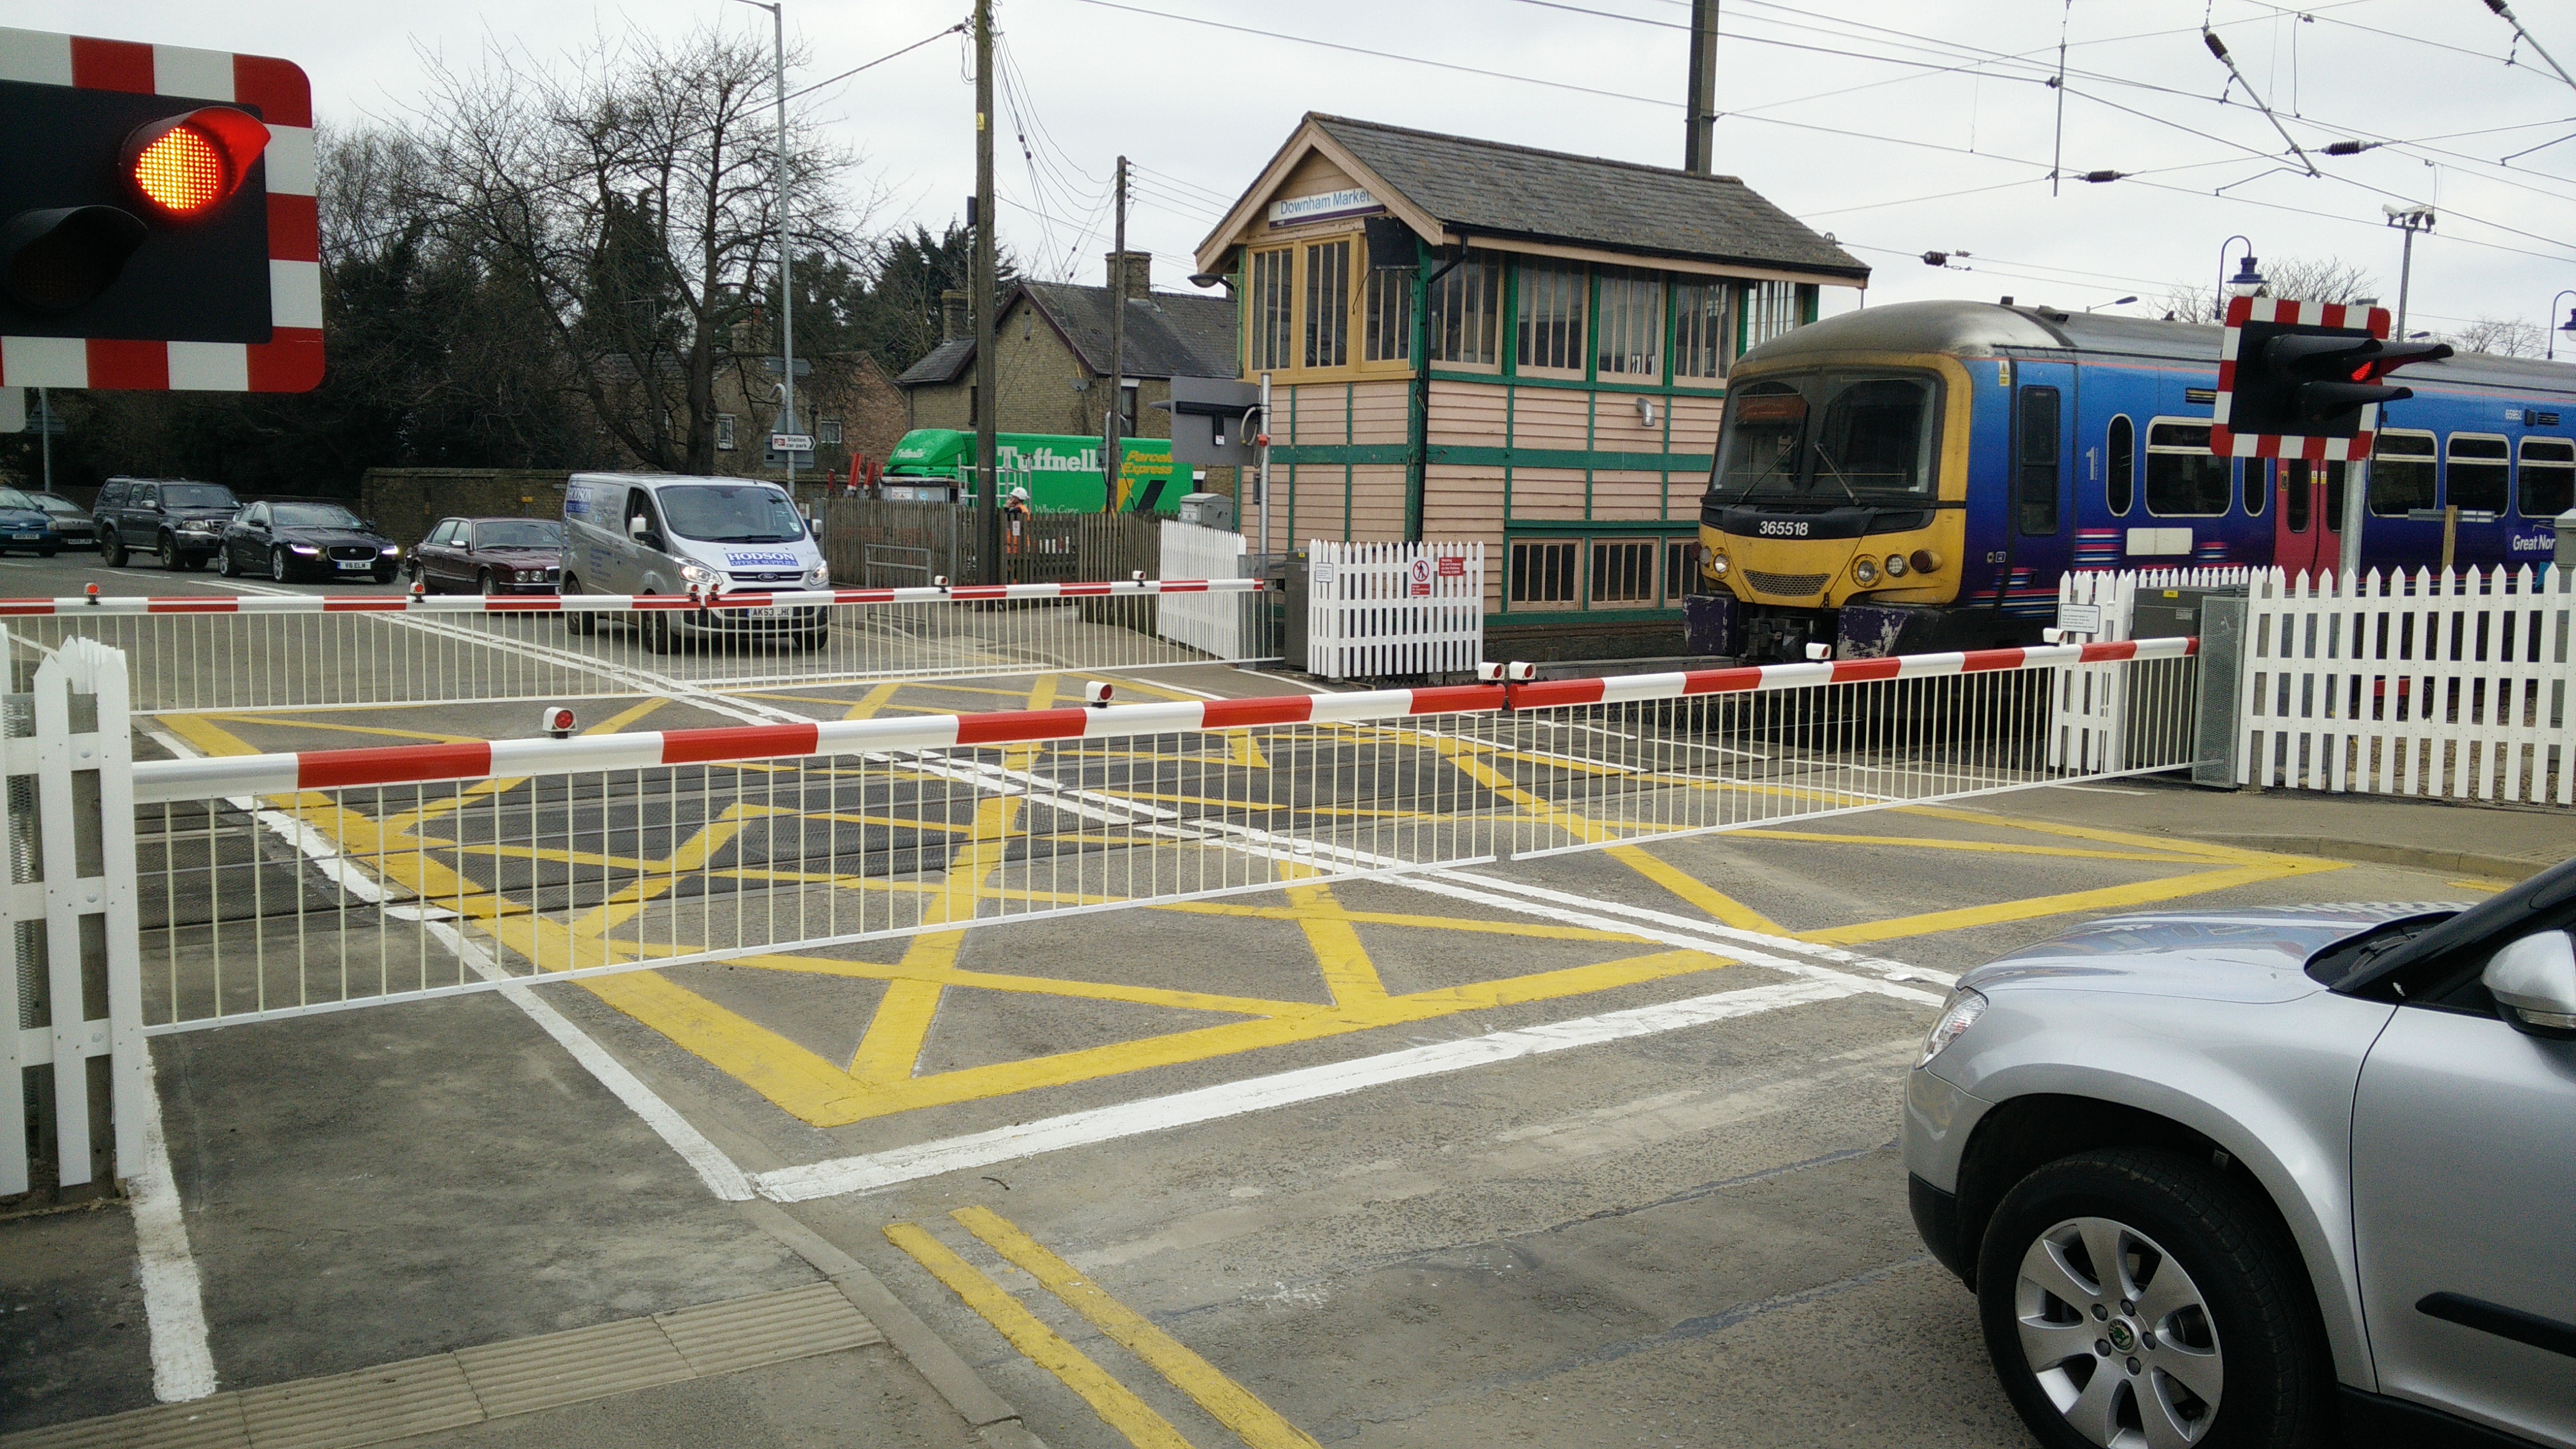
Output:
14 0 2576 341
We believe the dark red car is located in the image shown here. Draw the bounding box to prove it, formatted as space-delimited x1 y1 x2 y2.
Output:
406 517 567 595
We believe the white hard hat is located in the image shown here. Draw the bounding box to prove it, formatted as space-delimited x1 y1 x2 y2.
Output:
1010 486 1030 501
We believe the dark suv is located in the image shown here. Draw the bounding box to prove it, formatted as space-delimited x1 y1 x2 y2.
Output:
95 477 242 570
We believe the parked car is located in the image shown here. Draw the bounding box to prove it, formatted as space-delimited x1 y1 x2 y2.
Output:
1906 859 2576 1449
26 491 94 548
406 517 567 595
214 501 401 583
0 487 59 556
94 477 241 570
559 473 827 651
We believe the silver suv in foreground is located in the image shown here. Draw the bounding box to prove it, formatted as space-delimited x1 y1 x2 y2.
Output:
1906 857 2576 1449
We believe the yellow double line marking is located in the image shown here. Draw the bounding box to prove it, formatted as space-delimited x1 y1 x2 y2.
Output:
887 1208 1318 1449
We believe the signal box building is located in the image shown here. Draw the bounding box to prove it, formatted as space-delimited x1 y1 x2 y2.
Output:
1194 114 1866 655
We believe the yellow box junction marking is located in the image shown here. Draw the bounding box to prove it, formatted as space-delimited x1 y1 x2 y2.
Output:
163 688 2356 1133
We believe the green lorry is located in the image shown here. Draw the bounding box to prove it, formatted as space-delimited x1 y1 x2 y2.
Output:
879 430 1187 514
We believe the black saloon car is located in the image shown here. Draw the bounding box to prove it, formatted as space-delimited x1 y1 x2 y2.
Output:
215 502 402 583
406 517 566 594
27 492 95 548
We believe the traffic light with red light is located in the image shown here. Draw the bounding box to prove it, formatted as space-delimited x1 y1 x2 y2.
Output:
0 27 320 393
2210 297 2450 461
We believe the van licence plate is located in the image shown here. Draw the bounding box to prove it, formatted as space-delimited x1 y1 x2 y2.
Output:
743 606 790 619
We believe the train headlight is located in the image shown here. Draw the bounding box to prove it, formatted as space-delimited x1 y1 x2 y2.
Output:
1852 556 1880 587
1884 553 1909 578
1705 554 1730 580
1910 549 1941 574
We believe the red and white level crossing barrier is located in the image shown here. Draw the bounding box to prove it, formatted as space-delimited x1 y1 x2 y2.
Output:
130 637 2193 803
0 576 1262 618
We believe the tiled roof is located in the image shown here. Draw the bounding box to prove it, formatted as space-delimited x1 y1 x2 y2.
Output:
1309 114 1866 280
894 284 1239 389
895 336 976 387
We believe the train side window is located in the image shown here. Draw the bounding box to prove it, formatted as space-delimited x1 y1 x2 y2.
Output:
2244 459 2268 518
2144 419 2229 516
2283 461 2311 533
2016 386 2061 535
2369 431 2437 516
2446 434 2509 515
2519 437 2575 517
2105 415 2134 515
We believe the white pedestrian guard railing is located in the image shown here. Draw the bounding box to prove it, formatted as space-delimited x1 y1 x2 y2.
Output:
1155 520 1252 659
0 578 1268 718
2235 565 2572 804
2049 568 2252 774
1307 540 1483 680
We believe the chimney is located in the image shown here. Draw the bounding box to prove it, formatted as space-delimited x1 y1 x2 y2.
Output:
1106 250 1150 301
940 290 970 341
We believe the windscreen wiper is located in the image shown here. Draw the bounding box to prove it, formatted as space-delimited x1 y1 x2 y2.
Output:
1809 442 1866 508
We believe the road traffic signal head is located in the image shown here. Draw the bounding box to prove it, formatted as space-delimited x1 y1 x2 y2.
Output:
2211 297 2449 461
0 28 320 393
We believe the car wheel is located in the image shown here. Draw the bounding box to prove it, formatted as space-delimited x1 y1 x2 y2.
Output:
562 575 595 634
479 568 499 596
215 544 235 577
1978 1148 2331 1449
159 533 182 570
270 547 289 583
101 530 124 567
644 607 675 655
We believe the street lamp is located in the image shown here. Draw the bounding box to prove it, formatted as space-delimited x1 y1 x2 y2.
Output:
2550 289 2576 361
2383 204 2434 339
2214 236 2259 320
733 0 796 490
2086 295 2139 313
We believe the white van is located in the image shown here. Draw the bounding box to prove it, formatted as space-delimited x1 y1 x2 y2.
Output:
560 473 829 651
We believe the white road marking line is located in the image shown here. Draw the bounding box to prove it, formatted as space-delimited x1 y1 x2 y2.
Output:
1427 870 1959 989
142 723 757 1204
755 977 1855 1203
2040 782 2148 796
129 1043 218 1403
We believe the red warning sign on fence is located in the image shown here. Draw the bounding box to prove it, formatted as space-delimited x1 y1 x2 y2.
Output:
1436 555 1465 578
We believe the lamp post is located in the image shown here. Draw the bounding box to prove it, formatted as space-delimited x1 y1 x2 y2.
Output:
2384 205 2434 339
2215 236 2259 320
2550 290 2576 361
2086 295 2139 313
733 0 795 492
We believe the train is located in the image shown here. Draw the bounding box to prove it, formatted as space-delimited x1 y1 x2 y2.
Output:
1692 299 2576 661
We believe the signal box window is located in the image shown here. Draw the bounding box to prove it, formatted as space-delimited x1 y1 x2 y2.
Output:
2105 415 2134 516
1427 253 1500 367
2144 419 2230 517
1515 260 1586 373
1303 239 1350 369
2016 386 2061 535
1745 280 1802 349
2370 431 2437 517
1363 262 1411 363
1672 282 1732 380
1509 539 1579 606
2519 437 2575 517
2446 434 2509 515
1591 539 1656 603
1249 247 1295 372
1594 269 1663 380
1666 538 1699 601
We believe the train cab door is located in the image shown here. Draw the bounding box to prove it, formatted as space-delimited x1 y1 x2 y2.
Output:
2009 365 2075 599
2271 459 2348 583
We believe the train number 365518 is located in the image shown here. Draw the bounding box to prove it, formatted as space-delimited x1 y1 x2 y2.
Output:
1756 520 1810 537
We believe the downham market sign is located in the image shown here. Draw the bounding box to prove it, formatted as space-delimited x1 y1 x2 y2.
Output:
1267 187 1382 228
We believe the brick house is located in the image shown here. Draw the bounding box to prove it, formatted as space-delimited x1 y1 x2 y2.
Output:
702 352 908 487
897 253 1240 494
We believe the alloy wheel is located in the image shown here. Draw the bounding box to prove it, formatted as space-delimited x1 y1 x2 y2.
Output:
2014 1215 2223 1448
270 547 288 582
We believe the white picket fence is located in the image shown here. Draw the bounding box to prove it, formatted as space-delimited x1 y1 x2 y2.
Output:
1307 540 1485 680
2237 566 2573 804
1157 520 1254 659
2047 570 2242 773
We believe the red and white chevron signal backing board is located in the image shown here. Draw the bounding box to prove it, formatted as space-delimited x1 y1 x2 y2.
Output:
0 27 320 393
2209 295 2391 462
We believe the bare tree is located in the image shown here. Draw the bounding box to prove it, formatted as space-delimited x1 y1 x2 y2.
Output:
407 27 868 473
2441 317 2545 358
2160 256 2379 323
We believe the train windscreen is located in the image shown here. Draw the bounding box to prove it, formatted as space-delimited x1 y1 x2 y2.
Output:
1707 370 1939 502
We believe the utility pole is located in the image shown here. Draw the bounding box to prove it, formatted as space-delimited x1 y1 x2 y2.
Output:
972 0 1000 582
734 0 796 492
1682 0 1719 174
2388 205 2433 339
1103 155 1128 512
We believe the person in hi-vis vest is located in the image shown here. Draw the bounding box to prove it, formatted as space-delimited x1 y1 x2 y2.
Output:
1003 487 1032 555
